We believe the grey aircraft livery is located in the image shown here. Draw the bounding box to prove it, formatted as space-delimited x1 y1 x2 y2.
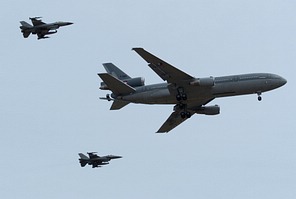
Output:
79 152 122 168
98 48 287 133
19 17 73 40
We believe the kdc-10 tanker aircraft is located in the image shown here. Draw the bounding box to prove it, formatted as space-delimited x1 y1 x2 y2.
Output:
98 48 287 133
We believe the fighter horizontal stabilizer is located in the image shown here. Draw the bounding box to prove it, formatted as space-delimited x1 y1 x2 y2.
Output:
98 73 135 95
80 161 87 167
110 100 130 110
22 31 31 38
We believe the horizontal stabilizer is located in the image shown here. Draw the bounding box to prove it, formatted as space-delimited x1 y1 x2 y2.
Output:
98 73 135 95
110 100 130 110
22 31 31 38
80 161 87 167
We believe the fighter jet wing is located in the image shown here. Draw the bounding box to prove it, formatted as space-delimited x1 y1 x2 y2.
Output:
37 32 47 39
30 18 45 26
92 162 100 168
132 48 193 84
88 152 99 159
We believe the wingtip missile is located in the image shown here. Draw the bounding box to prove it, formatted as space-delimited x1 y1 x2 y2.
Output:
29 16 42 20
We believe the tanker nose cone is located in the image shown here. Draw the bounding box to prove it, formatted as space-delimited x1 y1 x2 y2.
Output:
270 74 287 89
275 75 287 88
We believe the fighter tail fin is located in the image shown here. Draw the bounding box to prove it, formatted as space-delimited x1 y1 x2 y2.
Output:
98 73 135 95
103 63 131 80
20 21 33 28
78 153 88 160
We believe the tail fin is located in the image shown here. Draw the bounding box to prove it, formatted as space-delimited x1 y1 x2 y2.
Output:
100 63 145 90
78 153 88 160
98 73 135 95
20 21 33 28
20 21 32 38
103 63 131 80
78 153 89 167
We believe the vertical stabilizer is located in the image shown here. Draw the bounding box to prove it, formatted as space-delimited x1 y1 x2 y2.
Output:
78 153 88 160
20 21 33 28
103 63 131 80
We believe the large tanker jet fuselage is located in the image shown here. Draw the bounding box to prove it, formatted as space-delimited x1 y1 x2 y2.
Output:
119 73 286 104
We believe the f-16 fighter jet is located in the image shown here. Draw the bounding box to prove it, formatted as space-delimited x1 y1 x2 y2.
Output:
98 48 287 133
79 152 122 168
19 17 73 40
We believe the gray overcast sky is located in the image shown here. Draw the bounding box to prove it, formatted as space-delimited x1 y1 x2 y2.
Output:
0 0 295 198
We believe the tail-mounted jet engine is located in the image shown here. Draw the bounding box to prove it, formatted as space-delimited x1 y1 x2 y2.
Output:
100 77 145 90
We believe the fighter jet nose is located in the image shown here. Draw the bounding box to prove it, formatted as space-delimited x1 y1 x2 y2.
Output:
112 155 122 159
106 155 122 159
276 76 287 87
58 22 73 26
115 156 122 159
280 77 287 86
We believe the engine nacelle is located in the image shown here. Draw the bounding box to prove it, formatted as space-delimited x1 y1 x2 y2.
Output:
100 77 145 90
190 77 215 87
196 105 220 115
123 77 145 87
